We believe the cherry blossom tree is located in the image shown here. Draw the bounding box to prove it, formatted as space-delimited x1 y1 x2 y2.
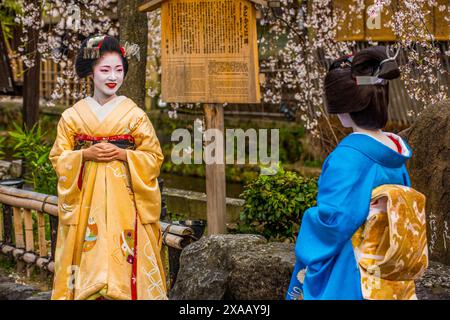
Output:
11 0 450 149
13 0 119 105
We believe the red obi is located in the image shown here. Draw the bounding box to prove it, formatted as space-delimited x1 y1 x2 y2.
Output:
74 134 136 190
74 134 136 150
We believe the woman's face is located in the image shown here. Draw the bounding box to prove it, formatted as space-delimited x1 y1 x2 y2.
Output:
92 52 124 98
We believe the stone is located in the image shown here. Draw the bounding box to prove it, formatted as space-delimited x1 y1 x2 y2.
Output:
0 160 11 172
415 261 450 300
10 160 22 178
227 242 295 300
170 234 267 300
171 234 450 300
0 282 39 300
399 99 450 264
26 291 52 300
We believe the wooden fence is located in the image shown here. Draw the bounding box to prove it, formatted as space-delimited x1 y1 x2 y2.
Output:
0 182 201 293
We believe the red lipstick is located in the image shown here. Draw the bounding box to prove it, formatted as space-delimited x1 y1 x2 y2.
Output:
106 83 117 89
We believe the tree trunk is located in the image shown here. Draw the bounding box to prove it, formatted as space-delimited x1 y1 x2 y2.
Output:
22 1 41 130
117 0 148 109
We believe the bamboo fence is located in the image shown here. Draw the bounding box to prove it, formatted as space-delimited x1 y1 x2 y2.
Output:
0 184 198 289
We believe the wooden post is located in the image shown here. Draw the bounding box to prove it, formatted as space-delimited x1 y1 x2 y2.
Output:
203 104 227 235
13 207 24 248
37 211 47 257
13 207 25 272
37 211 48 279
23 209 35 277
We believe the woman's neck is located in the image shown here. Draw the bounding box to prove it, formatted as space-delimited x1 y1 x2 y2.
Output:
352 126 400 152
93 91 117 106
352 126 383 137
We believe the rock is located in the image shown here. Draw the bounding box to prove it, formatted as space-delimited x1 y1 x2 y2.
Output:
399 99 450 264
10 160 22 178
0 282 39 300
0 160 11 180
170 234 268 300
227 242 295 300
0 160 11 173
0 264 50 300
26 291 52 300
415 261 450 300
170 234 295 300
171 234 450 300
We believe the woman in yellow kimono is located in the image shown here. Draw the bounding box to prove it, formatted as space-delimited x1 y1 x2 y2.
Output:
49 35 167 300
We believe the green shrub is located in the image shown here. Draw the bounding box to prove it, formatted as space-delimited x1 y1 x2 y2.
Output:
237 164 318 242
0 136 6 159
9 122 57 195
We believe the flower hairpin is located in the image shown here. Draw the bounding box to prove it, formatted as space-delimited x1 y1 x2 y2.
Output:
121 41 141 61
82 36 139 60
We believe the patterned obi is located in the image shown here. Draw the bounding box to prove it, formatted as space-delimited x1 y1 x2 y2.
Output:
73 134 136 150
351 184 428 300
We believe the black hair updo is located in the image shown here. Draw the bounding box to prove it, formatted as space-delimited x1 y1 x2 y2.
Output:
324 46 401 130
75 35 128 78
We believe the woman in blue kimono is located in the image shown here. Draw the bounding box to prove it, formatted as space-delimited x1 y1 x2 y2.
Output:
286 46 412 300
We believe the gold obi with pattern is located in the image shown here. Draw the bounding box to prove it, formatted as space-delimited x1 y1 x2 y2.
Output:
351 184 428 300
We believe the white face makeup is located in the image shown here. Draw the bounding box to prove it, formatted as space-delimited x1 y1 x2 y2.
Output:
337 113 356 128
91 52 124 102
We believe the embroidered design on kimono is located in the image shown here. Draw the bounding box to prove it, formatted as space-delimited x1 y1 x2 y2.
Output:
351 184 428 300
82 217 98 252
49 96 167 300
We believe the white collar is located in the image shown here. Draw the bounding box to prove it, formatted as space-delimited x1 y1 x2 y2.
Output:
85 95 127 122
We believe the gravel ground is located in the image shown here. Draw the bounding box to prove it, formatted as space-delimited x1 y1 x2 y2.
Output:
415 261 450 300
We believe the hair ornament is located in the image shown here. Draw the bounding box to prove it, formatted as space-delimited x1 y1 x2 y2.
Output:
379 45 400 69
120 41 141 61
354 45 400 86
82 35 107 59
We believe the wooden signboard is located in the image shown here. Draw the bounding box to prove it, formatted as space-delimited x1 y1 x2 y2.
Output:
139 0 266 235
159 0 261 104
435 0 450 41
335 0 449 42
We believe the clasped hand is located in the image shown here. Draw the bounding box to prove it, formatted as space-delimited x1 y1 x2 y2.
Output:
82 142 127 162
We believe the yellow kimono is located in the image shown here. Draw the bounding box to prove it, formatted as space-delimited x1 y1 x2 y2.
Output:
49 96 167 300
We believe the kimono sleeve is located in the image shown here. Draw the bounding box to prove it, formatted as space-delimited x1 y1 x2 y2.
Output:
126 112 164 225
295 146 375 266
49 115 84 225
285 259 307 300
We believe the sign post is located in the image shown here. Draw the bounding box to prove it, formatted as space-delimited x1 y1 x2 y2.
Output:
203 103 226 234
140 0 265 235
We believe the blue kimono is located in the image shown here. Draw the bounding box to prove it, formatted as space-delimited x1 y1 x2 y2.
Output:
286 132 412 300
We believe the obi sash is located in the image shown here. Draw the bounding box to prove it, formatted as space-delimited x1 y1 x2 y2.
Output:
351 184 428 300
73 134 136 191
73 134 136 150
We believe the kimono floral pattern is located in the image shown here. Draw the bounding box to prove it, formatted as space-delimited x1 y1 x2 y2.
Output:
49 97 167 300
351 184 428 300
